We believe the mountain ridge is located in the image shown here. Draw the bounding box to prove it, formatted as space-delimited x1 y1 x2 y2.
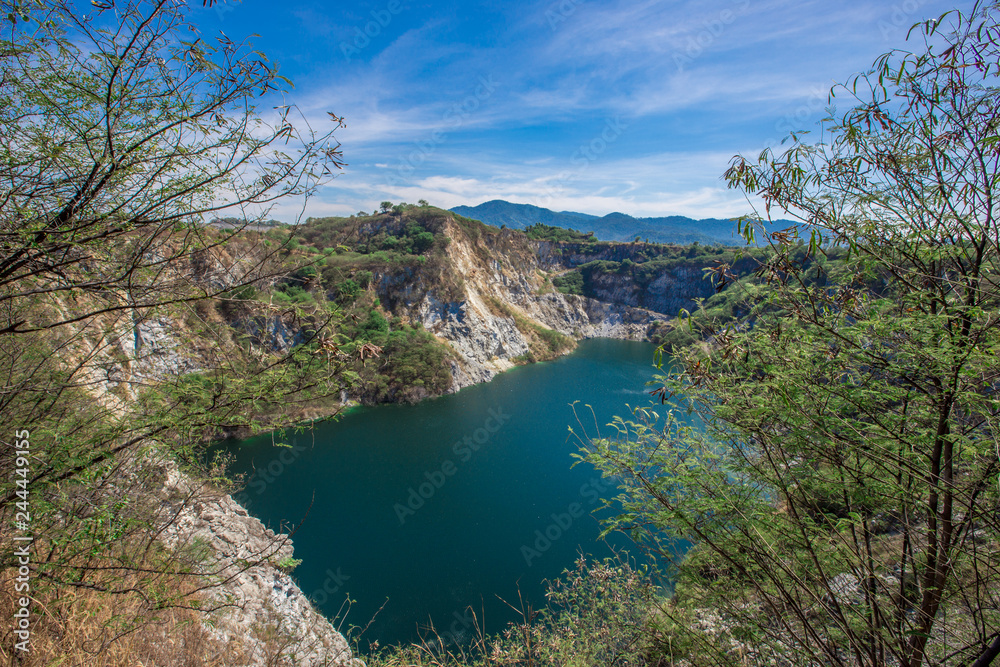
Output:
450 199 797 245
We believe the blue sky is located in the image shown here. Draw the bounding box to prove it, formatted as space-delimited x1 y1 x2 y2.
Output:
191 0 961 220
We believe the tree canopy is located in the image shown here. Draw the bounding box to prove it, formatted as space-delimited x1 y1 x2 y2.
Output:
586 4 1000 666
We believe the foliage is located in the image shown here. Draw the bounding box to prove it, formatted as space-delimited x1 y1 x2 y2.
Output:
524 222 597 242
366 556 656 667
273 283 317 307
576 245 750 290
0 0 349 657
586 6 1000 666
211 217 286 228
361 309 390 336
655 246 851 351
299 211 447 259
552 270 585 295
335 278 362 304
0 0 344 334
274 556 303 572
350 324 452 404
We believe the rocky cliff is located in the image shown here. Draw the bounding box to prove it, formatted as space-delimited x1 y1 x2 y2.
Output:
38 239 365 667
535 239 761 317
155 456 362 667
355 217 673 390
15 204 747 666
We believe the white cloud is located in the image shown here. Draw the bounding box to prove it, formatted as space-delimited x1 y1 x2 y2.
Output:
303 148 771 221
233 0 961 225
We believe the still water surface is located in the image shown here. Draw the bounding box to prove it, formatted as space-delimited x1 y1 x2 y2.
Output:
224 338 663 648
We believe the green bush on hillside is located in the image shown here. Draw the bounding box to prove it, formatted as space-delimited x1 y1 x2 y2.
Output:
524 222 597 242
552 271 584 295
352 325 452 404
361 309 389 337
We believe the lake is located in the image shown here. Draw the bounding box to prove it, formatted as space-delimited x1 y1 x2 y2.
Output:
223 337 664 649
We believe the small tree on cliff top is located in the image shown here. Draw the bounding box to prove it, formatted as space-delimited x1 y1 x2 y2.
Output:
586 4 1000 666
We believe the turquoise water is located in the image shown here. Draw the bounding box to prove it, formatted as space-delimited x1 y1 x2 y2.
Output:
223 338 663 649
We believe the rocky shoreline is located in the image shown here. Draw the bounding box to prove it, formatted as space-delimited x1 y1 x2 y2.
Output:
154 457 364 667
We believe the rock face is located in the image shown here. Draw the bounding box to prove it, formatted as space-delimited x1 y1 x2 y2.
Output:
585 264 714 316
374 219 670 391
70 304 363 664
534 239 651 267
155 457 363 667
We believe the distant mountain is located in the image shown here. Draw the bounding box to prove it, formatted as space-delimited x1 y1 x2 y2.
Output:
450 200 797 245
450 200 596 229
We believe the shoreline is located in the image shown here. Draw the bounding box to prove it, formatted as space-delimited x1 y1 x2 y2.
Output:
221 333 662 446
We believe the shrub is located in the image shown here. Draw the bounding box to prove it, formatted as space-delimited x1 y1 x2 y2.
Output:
361 309 389 336
365 556 655 666
336 279 361 304
412 231 435 254
552 271 584 295
355 270 373 288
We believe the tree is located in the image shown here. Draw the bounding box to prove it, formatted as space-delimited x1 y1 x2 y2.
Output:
411 230 435 254
586 5 1000 666
0 0 349 481
0 0 353 657
380 200 394 213
0 0 345 335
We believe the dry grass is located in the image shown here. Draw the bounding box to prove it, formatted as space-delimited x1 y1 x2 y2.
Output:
0 461 281 667
0 556 326 666
0 565 244 667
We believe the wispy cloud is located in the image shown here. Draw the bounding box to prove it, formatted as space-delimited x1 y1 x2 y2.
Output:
301 148 767 220
194 0 961 220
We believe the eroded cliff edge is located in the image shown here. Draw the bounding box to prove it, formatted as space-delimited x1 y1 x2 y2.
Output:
298 212 688 393
66 273 366 665
393 221 669 389
155 456 363 667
